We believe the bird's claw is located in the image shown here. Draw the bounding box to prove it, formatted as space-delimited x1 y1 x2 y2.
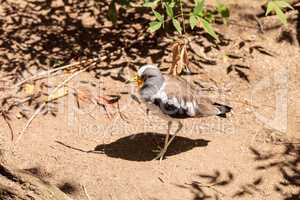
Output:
153 148 167 162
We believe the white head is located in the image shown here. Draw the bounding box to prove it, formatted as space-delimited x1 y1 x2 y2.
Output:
137 64 159 77
136 64 164 101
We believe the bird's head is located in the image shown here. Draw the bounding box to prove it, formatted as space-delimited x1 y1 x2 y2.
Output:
129 64 160 87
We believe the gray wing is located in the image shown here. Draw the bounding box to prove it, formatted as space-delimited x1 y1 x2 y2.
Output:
159 75 231 118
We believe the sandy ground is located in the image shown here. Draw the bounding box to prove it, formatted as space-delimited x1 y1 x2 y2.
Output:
0 0 300 200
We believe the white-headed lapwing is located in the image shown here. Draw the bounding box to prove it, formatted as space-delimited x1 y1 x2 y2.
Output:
132 64 232 161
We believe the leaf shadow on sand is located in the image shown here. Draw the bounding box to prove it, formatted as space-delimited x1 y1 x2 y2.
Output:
177 143 300 200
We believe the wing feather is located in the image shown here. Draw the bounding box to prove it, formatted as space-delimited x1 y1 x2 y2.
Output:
162 75 221 117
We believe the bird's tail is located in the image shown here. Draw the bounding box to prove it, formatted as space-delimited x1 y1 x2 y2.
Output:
213 103 232 118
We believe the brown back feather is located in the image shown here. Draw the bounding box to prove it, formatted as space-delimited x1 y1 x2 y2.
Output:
162 75 221 117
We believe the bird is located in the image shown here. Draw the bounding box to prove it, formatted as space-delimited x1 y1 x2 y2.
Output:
132 64 232 161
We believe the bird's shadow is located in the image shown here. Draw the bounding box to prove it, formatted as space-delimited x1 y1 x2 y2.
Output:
93 132 210 161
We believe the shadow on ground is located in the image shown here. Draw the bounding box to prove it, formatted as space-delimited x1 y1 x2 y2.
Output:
0 0 168 82
178 143 300 200
93 132 210 161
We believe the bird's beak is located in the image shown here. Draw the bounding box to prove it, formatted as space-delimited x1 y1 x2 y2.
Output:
127 74 143 87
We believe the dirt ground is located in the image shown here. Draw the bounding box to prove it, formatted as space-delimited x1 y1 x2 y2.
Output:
0 0 300 200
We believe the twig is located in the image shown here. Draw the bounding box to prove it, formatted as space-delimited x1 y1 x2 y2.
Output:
94 96 113 119
15 65 92 144
16 104 45 144
254 15 264 33
116 101 129 123
55 140 92 153
82 185 91 200
179 0 186 34
1 112 14 141
15 57 103 88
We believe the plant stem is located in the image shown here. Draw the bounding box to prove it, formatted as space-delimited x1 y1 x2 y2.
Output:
179 0 186 34
163 14 188 23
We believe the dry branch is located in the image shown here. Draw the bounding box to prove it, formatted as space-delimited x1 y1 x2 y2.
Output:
16 64 94 144
0 162 73 200
82 185 91 200
15 57 105 88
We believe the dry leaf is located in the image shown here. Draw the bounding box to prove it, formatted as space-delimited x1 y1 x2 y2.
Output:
223 54 229 63
171 42 180 73
95 96 114 119
46 87 68 102
24 84 35 95
169 39 190 76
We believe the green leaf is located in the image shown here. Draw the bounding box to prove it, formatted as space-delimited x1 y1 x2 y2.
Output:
119 0 130 6
274 0 293 9
165 3 174 17
148 21 162 32
153 9 164 22
143 0 159 8
274 4 288 25
199 18 218 40
266 1 275 16
168 0 176 8
217 3 230 18
189 15 198 29
107 0 117 24
172 18 182 34
193 0 204 16
266 1 290 26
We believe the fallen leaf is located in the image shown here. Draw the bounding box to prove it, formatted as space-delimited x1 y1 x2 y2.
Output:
24 84 35 95
169 39 191 76
46 87 68 102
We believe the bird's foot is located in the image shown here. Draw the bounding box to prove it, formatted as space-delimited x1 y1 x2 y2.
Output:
153 148 168 163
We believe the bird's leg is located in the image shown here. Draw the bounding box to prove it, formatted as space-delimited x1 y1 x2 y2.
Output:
152 121 172 152
154 121 183 162
153 121 172 161
164 121 172 148
165 121 183 148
